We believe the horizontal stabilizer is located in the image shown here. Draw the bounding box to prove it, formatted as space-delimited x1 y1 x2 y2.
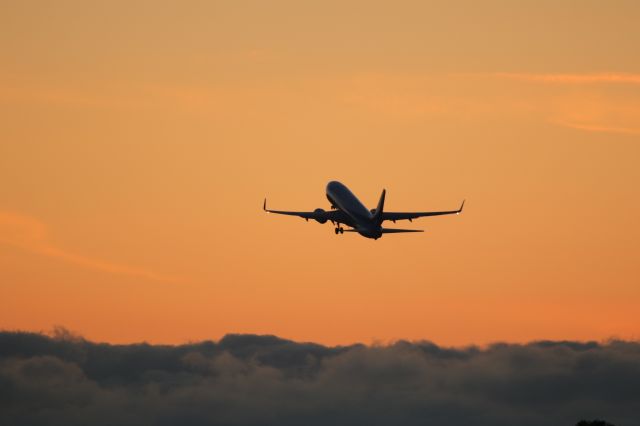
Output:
381 228 424 233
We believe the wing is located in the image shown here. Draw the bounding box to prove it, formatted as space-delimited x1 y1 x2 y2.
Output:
263 199 346 223
382 200 465 222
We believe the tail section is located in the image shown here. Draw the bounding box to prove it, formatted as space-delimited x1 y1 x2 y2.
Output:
372 189 386 223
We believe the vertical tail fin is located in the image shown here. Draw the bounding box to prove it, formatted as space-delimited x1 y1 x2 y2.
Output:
373 189 386 223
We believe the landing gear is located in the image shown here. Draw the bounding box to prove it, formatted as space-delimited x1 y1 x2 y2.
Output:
334 226 344 234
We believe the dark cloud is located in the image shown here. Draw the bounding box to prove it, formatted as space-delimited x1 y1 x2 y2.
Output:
0 330 637 426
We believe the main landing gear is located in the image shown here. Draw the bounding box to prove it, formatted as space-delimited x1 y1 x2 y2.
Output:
334 226 344 234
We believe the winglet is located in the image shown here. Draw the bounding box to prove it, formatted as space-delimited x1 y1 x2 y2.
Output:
457 199 465 214
263 198 267 211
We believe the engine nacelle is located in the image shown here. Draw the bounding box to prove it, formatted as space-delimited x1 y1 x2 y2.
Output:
313 208 327 224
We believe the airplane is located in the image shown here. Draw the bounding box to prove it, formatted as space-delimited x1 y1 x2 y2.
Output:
263 180 464 240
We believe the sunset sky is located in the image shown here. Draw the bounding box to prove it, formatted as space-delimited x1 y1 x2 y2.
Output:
1 1 639 346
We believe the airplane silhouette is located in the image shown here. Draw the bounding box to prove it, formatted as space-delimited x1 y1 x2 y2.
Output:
264 181 464 240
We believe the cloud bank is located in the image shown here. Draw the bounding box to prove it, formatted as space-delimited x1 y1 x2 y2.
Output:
1 330 637 426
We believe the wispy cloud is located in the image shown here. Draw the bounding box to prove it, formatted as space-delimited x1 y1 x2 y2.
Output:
3 73 639 138
0 211 180 282
553 120 640 135
489 72 640 135
495 72 640 84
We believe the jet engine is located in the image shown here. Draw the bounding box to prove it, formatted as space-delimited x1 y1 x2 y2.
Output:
313 208 327 224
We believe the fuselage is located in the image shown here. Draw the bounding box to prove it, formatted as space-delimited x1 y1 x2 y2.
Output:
326 181 382 239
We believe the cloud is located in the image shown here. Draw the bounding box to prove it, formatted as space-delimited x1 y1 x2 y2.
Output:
3 73 640 138
336 72 640 137
489 72 640 135
553 121 640 136
0 330 637 426
547 96 640 136
495 73 640 85
0 211 179 282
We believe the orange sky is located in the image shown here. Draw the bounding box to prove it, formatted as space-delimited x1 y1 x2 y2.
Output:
1 1 639 346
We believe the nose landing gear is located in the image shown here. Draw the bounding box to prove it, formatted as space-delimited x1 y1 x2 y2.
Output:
334 226 344 234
